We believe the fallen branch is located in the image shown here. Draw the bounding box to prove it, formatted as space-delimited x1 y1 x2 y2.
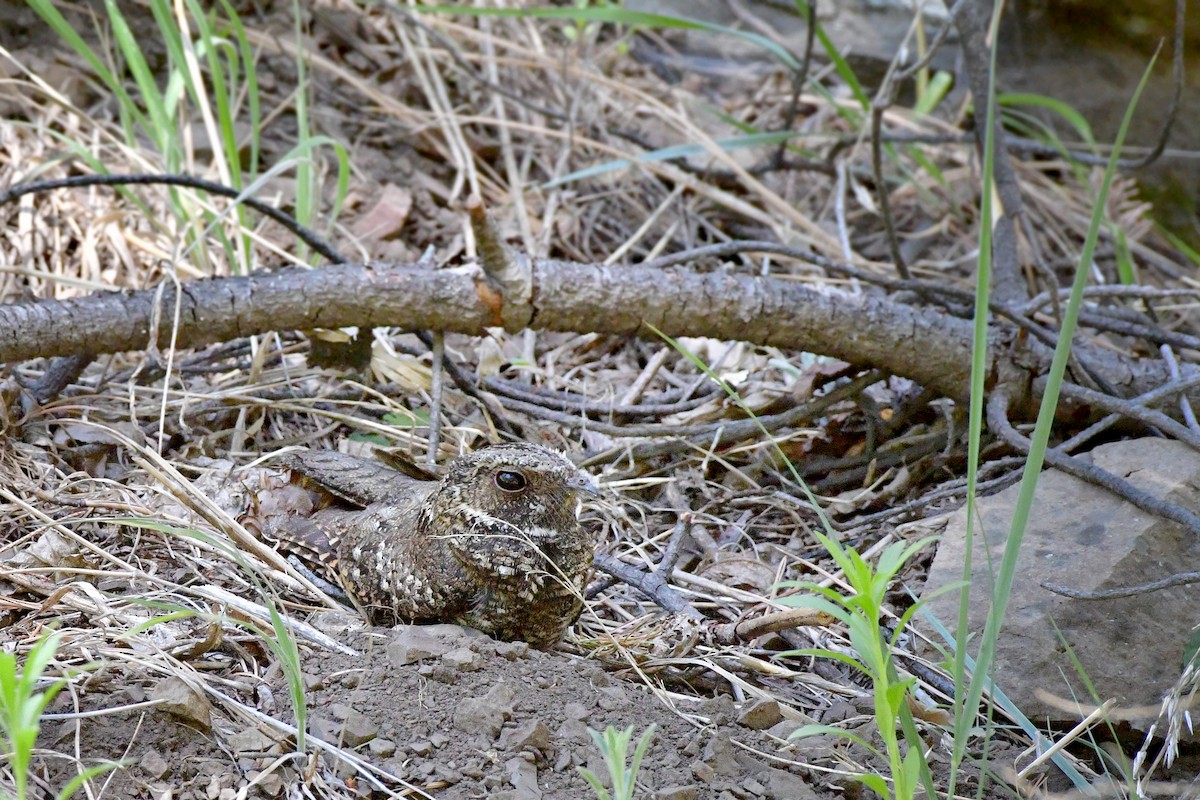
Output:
2 255 1195 421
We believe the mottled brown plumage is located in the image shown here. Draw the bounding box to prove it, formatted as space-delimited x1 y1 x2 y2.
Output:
268 443 599 649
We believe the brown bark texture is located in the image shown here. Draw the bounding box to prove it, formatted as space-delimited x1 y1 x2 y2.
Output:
0 258 1190 416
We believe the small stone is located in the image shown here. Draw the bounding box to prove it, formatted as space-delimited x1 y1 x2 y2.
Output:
563 702 590 720
454 683 516 738
462 760 485 779
421 623 488 643
341 710 378 747
307 715 340 742
762 767 819 799
387 626 456 665
596 686 628 710
765 720 803 741
656 786 699 800
742 776 766 796
442 647 483 672
430 733 450 748
328 703 352 720
151 677 212 729
369 738 396 757
494 641 529 660
555 718 589 743
309 610 363 637
302 672 324 691
691 761 715 783
820 700 855 724
410 739 434 756
226 726 277 753
738 699 784 730
497 718 551 752
702 733 742 777
139 749 171 779
700 695 737 726
434 765 463 785
506 756 541 799
257 772 284 797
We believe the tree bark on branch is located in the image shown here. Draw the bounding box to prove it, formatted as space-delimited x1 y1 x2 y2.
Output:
0 258 1192 418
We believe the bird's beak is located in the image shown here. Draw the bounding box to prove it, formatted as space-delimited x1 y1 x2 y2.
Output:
567 473 600 497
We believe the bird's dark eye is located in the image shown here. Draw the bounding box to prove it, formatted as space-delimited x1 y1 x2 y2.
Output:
494 470 528 492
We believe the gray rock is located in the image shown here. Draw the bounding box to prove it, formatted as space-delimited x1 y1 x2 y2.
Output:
138 749 171 779
737 699 783 730
454 682 516 738
765 719 804 741
498 718 551 753
225 726 277 754
309 609 364 638
387 626 457 665
742 776 766 796
596 685 628 710
563 702 590 720
656 786 699 800
494 641 530 660
699 694 737 726
307 715 340 742
921 438 1200 727
341 709 377 747
701 733 741 777
762 767 820 800
505 755 541 799
369 738 396 757
150 677 212 729
442 647 483 672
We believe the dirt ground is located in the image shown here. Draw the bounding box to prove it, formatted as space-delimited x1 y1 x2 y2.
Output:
40 618 1024 800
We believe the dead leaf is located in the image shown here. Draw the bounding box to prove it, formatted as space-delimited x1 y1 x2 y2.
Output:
351 183 413 241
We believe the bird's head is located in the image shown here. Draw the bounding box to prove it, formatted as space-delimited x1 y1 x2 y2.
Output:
430 442 599 575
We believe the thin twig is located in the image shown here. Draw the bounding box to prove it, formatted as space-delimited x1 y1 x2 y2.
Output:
987 390 1200 534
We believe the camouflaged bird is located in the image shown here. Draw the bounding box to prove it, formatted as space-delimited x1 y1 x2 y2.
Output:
267 443 600 649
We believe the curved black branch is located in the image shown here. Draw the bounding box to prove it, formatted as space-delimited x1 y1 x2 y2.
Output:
986 390 1200 534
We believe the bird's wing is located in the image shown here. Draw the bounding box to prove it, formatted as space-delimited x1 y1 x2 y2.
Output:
277 449 430 507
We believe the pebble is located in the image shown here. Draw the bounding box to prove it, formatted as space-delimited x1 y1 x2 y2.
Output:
387 626 456 665
762 767 819 799
430 732 450 748
737 699 783 730
494 641 529 660
691 760 715 783
453 683 516 738
368 738 396 757
656 786 699 800
563 702 590 720
341 709 378 747
700 694 737 726
138 749 171 779
442 647 483 672
742 776 766 796
225 726 276 754
497 718 551 752
505 756 541 798
150 676 213 729
596 685 628 710
702 733 742 777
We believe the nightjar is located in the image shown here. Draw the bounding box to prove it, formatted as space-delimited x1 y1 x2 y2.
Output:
267 443 600 649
